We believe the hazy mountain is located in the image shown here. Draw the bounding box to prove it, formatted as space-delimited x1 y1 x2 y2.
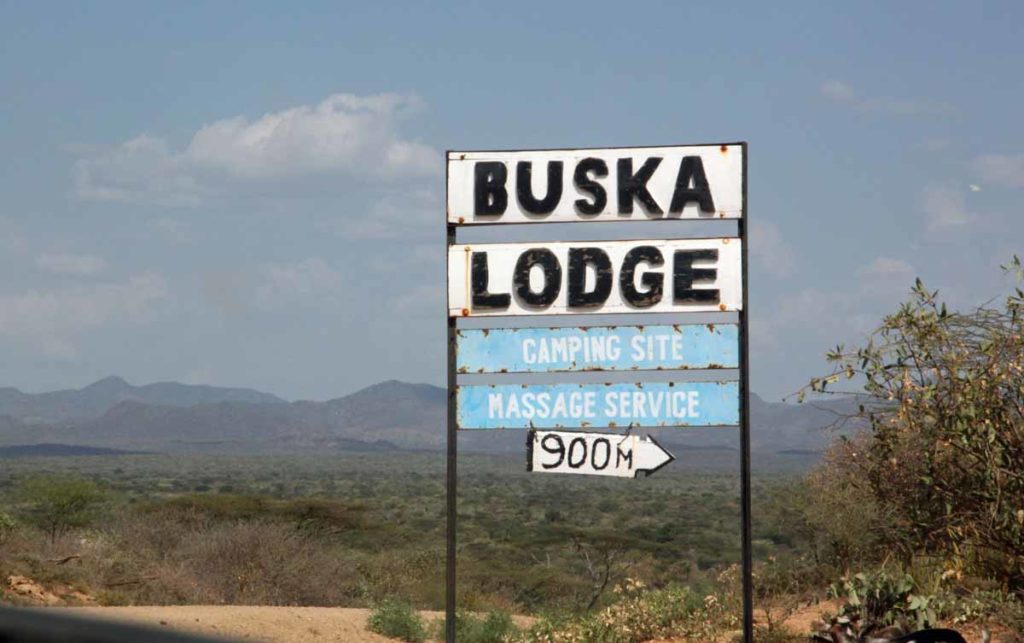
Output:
0 378 859 464
655 392 859 452
0 444 141 458
0 376 286 424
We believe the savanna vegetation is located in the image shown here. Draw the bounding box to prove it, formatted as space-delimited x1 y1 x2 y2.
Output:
0 453 761 611
1 262 1023 641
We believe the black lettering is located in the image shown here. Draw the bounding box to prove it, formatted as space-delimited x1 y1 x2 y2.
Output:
470 252 511 309
513 248 561 307
591 438 611 470
540 434 565 469
669 156 715 214
573 157 608 215
567 247 612 308
474 162 507 216
567 437 587 468
619 246 664 308
617 157 663 214
516 161 563 215
616 443 634 468
673 249 720 303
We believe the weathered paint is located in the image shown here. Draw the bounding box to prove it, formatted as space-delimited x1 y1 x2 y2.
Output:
447 144 743 224
457 324 738 373
448 238 741 317
457 381 739 429
527 430 674 478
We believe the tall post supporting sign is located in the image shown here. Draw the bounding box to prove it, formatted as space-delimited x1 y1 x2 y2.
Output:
445 143 751 642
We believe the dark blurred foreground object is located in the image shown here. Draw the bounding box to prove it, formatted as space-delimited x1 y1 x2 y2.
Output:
0 608 235 643
810 615 969 642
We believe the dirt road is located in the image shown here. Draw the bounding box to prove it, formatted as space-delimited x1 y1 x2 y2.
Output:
57 606 421 642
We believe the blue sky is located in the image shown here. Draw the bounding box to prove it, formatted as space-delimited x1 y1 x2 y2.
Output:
1 1 1022 400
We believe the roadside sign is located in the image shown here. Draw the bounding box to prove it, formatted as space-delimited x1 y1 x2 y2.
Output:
457 324 739 374
447 144 743 225
445 142 753 642
448 238 741 317
527 430 674 478
457 381 739 429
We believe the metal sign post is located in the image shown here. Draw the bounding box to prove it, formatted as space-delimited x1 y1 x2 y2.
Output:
739 149 753 643
445 143 751 642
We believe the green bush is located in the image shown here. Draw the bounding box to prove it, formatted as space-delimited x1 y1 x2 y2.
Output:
366 599 427 643
144 493 366 532
0 510 16 545
526 584 733 643
18 475 104 543
752 626 805 643
433 610 518 643
802 261 1024 586
940 588 1024 629
829 570 937 630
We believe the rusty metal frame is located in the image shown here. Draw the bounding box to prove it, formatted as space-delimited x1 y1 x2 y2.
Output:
445 154 458 643
738 142 753 643
445 142 753 643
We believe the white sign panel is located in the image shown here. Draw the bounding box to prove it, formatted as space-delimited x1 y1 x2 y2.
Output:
447 144 743 225
527 430 674 478
448 238 741 317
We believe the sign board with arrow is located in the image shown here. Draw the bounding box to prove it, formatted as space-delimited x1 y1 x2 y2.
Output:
527 430 675 478
444 142 753 642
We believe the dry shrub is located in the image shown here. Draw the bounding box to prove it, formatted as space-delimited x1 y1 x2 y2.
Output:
354 547 445 608
527 582 737 643
803 265 1024 587
803 435 887 571
178 520 357 604
89 514 361 605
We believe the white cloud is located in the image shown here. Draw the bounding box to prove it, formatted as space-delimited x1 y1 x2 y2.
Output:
153 218 192 243
0 274 168 356
36 253 107 277
857 257 916 295
74 93 438 206
857 256 914 281
255 258 344 308
75 135 203 206
321 187 440 239
750 221 796 277
754 286 880 361
40 337 78 360
820 80 855 103
394 283 442 316
921 183 973 231
920 138 952 152
0 216 28 254
819 80 955 117
183 367 214 385
972 154 1024 188
366 242 440 274
756 256 918 362
198 269 251 315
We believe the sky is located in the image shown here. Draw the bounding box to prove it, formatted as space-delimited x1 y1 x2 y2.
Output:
1 1 1022 401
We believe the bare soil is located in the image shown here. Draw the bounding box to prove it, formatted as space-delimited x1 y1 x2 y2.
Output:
53 606 537 642
58 606 411 642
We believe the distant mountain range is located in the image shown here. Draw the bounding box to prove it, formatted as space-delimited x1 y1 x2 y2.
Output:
0 377 859 466
0 376 284 424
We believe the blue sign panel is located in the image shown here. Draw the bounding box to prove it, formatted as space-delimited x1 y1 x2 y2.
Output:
457 381 739 429
457 324 738 374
